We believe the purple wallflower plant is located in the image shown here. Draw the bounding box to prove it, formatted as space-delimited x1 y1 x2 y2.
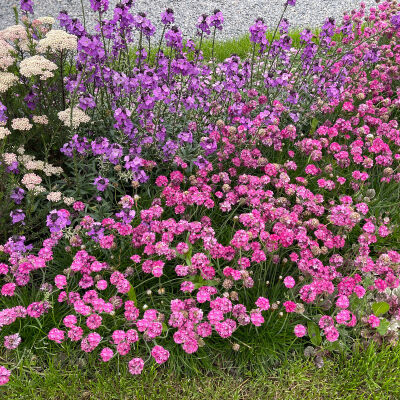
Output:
0 101 7 124
249 18 268 53
286 0 296 6
94 176 110 192
165 26 183 50
391 13 400 29
10 210 26 225
210 9 224 31
161 8 174 25
10 188 25 205
196 14 211 35
20 0 34 14
46 210 71 233
89 0 109 13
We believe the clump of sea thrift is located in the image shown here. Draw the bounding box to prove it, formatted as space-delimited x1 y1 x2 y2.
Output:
0 0 399 385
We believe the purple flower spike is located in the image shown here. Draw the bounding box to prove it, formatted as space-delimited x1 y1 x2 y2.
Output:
161 8 174 25
20 0 34 14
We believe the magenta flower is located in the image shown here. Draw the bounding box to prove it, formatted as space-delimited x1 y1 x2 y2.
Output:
294 324 307 337
128 357 144 375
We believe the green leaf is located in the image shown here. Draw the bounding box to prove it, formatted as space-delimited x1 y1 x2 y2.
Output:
377 319 390 336
324 340 342 352
372 302 390 316
193 280 218 290
307 322 322 346
309 118 319 135
128 285 137 305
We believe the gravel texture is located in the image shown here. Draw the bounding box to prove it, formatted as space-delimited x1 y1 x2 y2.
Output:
0 0 379 40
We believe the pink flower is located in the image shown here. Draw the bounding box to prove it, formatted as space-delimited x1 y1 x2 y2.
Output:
250 311 264 327
73 201 85 211
100 347 114 362
336 295 349 309
255 297 270 310
294 324 307 337
54 275 67 289
0 366 11 385
4 333 21 350
128 358 144 375
283 276 295 288
368 314 380 328
283 301 297 313
353 285 366 298
63 315 77 328
48 328 65 343
1 283 16 297
324 326 339 342
151 345 170 364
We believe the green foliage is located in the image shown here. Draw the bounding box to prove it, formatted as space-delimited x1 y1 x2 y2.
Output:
372 302 390 317
1 343 400 399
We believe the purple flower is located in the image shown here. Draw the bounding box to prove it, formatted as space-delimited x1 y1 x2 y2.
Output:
87 222 105 241
133 12 156 37
178 131 193 144
115 208 136 224
46 210 71 233
10 210 26 225
286 0 296 6
196 14 211 35
210 9 224 31
300 29 313 43
279 18 289 34
249 18 268 53
391 14 400 29
94 176 109 192
200 137 217 156
165 26 183 50
79 96 96 111
89 0 109 13
161 8 174 25
10 188 25 205
0 101 7 124
20 0 34 14
58 11 87 38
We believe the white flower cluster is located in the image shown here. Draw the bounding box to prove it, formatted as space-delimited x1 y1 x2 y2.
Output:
36 17 55 25
2 152 17 165
20 55 58 80
0 127 11 140
11 118 33 131
0 72 18 93
37 30 77 53
46 191 62 202
16 151 63 176
0 25 28 43
58 107 90 129
21 172 42 190
63 196 75 206
33 115 49 125
0 39 14 71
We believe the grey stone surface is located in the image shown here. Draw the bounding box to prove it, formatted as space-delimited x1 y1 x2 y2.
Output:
0 0 379 40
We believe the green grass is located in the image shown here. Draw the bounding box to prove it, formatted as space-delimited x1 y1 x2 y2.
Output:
1 343 399 399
